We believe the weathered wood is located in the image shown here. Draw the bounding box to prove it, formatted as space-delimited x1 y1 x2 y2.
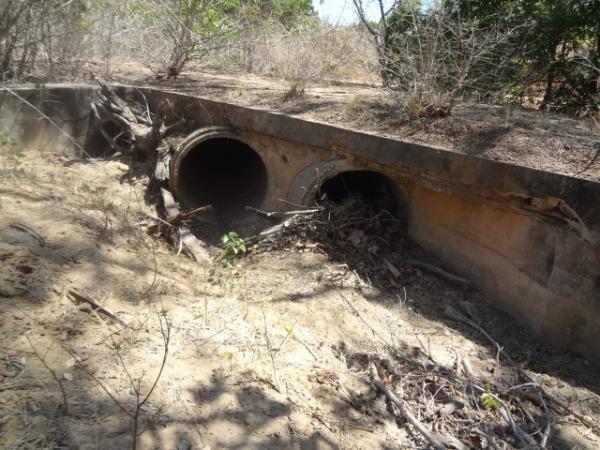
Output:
405 259 471 286
90 79 184 157
68 289 128 328
161 188 179 219
160 189 210 263
370 362 467 450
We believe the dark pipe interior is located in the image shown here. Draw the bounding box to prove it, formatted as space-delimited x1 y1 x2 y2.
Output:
319 171 401 215
177 137 268 213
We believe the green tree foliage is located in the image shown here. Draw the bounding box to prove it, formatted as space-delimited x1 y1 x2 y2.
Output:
449 0 600 111
125 0 314 75
357 0 599 113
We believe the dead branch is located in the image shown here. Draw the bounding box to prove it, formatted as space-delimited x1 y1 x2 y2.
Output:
67 289 129 328
405 260 471 286
9 223 46 246
370 362 467 450
159 188 210 263
26 336 68 414
147 204 213 234
444 305 600 434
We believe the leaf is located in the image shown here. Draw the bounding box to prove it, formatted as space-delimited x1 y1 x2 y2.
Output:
220 351 234 360
284 323 294 334
481 392 503 410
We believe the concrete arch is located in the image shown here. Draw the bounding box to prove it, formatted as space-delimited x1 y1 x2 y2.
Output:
169 126 268 212
288 159 409 217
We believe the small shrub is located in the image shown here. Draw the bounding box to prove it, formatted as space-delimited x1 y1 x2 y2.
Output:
0 132 23 182
220 231 246 268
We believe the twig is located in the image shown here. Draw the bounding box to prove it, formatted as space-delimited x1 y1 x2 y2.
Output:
472 384 540 448
443 305 600 433
9 223 46 246
262 310 279 390
26 337 68 414
59 344 132 418
147 204 214 234
245 205 322 219
370 362 466 450
60 307 172 450
67 289 129 328
382 257 401 278
405 260 471 286
0 84 90 157
339 292 387 345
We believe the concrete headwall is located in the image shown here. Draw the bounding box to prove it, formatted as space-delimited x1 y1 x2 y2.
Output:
3 84 599 360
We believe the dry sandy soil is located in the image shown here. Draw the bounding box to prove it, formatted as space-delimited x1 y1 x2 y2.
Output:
1 134 600 448
110 69 600 182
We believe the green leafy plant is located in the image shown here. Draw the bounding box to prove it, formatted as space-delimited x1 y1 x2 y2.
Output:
220 231 246 268
220 351 234 360
481 392 504 410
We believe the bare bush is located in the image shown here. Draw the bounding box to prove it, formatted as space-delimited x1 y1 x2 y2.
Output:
62 306 172 450
354 1 522 116
0 0 96 81
207 19 379 87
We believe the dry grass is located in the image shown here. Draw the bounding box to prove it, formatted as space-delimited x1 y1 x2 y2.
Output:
194 20 379 87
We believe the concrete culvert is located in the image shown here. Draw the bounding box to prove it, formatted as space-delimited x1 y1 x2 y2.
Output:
319 171 403 215
173 136 268 213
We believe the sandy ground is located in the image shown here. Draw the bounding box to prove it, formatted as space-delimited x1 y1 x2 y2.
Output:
109 69 600 182
1 138 600 449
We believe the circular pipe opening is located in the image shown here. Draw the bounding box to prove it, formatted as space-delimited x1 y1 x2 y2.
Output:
176 137 268 213
319 170 403 216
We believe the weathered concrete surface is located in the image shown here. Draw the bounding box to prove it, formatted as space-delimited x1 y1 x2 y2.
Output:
2 84 600 360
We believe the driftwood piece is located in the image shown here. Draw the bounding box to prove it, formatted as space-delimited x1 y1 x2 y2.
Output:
245 205 323 219
160 189 210 263
246 215 303 245
10 223 46 246
405 260 471 286
91 79 184 157
68 289 128 328
147 203 213 234
161 188 179 219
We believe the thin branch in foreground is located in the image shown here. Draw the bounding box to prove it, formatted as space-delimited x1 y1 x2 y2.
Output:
59 308 172 450
369 361 467 450
26 336 69 414
0 83 90 158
